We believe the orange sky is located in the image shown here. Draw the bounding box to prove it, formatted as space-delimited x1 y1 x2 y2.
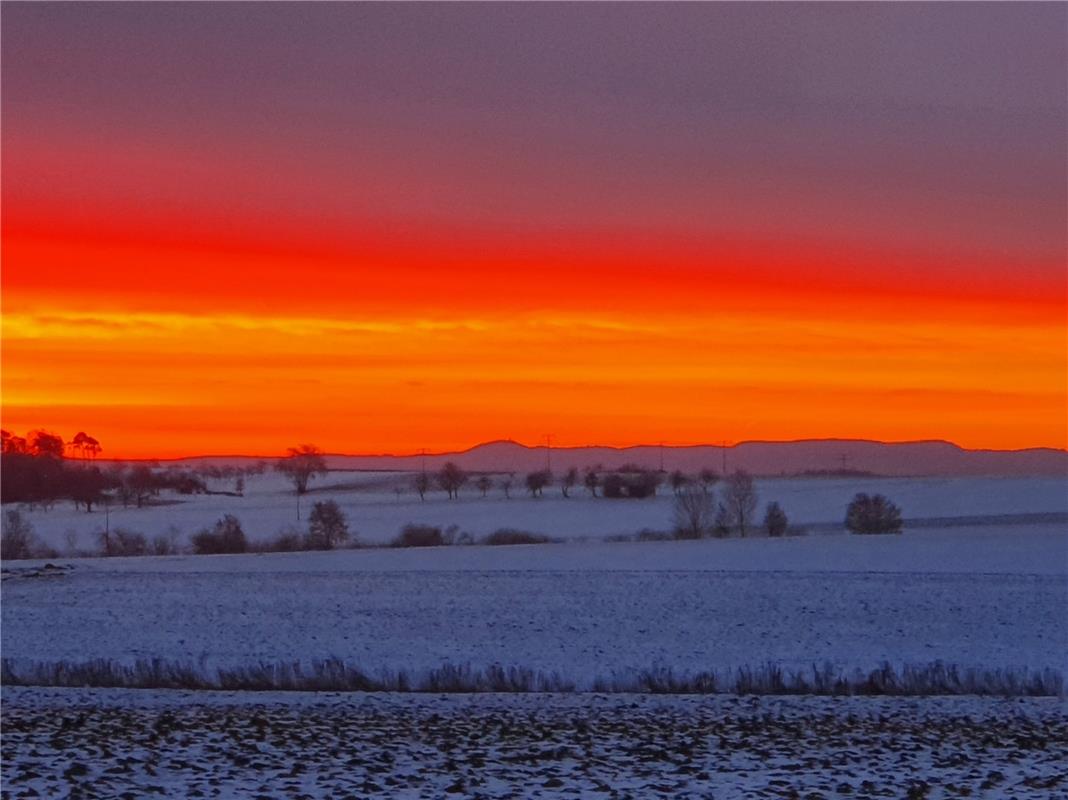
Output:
2 4 1066 458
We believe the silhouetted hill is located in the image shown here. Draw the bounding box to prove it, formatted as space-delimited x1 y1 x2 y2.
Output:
156 439 1068 477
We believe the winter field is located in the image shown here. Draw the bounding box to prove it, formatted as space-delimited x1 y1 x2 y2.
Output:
9 470 1068 553
3 472 1067 798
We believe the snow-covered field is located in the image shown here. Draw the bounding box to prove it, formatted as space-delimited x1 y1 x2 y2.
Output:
11 471 1068 552
3 688 1065 799
4 526 1066 679
4 477 1066 798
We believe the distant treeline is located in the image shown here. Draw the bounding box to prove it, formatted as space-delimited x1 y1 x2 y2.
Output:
1 429 267 510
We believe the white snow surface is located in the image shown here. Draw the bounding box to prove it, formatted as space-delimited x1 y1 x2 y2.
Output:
3 526 1065 678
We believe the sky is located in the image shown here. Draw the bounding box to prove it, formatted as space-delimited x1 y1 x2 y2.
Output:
2 3 1066 458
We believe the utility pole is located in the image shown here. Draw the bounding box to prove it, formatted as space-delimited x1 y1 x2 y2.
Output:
544 434 553 472
659 442 665 472
722 440 728 475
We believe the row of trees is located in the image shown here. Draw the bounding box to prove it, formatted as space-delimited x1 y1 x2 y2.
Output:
672 471 766 538
410 462 727 502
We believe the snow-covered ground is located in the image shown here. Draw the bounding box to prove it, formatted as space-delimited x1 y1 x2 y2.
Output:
4 477 1066 798
4 526 1065 679
3 688 1065 799
11 471 1068 552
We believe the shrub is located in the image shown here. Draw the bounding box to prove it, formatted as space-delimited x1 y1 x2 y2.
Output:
307 500 350 550
392 524 445 548
481 529 552 546
110 528 147 557
673 487 714 539
636 528 673 542
268 528 305 552
603 470 661 499
1 509 36 561
192 514 248 554
846 493 903 534
764 502 788 537
525 470 552 497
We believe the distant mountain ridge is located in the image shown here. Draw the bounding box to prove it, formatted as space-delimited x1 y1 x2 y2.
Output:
158 438 1067 477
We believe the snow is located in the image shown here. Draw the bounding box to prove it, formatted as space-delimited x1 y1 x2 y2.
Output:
4 526 1065 679
4 475 1066 797
11 471 1068 552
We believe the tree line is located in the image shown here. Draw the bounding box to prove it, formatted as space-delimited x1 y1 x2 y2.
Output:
0 429 267 511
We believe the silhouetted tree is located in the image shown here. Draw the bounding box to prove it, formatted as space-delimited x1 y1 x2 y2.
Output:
764 502 788 537
669 470 690 495
673 487 714 539
603 470 661 499
561 467 579 498
583 466 601 497
713 503 731 537
698 468 719 494
1 510 36 560
307 500 350 549
70 431 101 459
69 466 110 513
525 469 552 497
29 430 65 459
276 444 327 495
0 430 25 454
437 461 468 499
724 470 758 536
845 493 902 534
500 473 515 499
127 465 155 508
413 472 430 501
476 475 493 497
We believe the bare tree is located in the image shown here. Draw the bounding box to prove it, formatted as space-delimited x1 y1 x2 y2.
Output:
128 465 155 508
413 472 430 501
437 461 468 499
713 502 731 537
724 470 758 536
583 466 601 497
276 444 327 520
1 510 36 560
561 467 579 498
698 468 719 494
525 470 552 497
673 487 714 539
276 444 327 495
475 475 493 497
500 473 515 499
669 470 690 495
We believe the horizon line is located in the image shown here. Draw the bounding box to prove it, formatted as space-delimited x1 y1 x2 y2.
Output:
58 436 1068 463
